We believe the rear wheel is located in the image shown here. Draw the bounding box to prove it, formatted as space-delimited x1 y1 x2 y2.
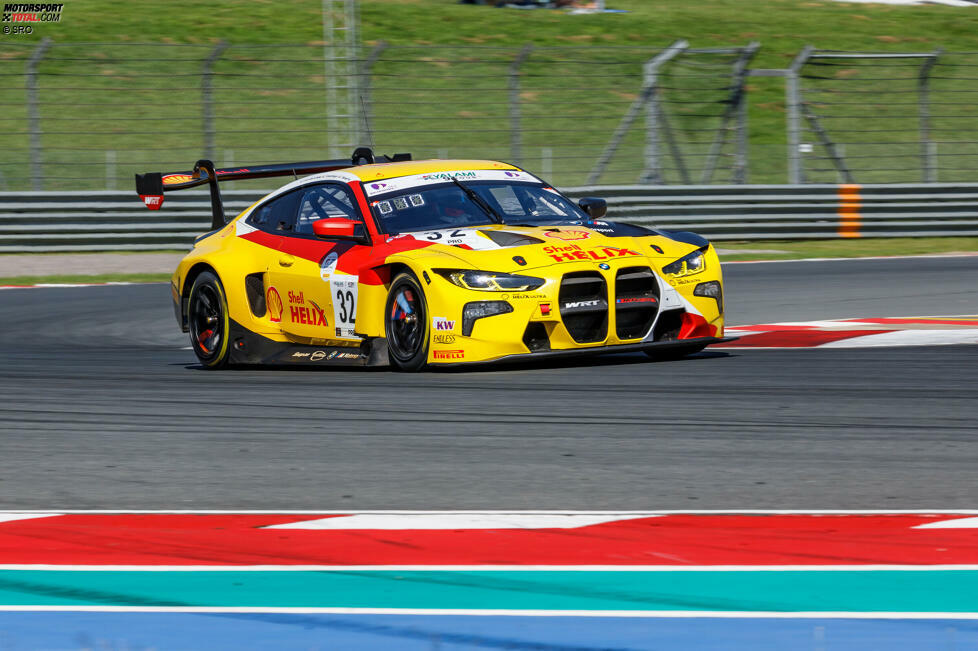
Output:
385 272 429 372
188 271 230 368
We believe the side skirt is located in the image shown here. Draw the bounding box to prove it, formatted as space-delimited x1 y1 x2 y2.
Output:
226 319 387 367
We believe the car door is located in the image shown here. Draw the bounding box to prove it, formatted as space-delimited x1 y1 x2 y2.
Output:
265 182 369 344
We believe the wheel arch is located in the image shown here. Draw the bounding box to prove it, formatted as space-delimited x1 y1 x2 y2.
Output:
180 262 221 332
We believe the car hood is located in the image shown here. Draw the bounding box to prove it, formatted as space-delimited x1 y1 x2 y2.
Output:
385 222 703 273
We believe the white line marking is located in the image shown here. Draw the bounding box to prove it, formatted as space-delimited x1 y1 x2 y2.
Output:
4 509 978 515
0 513 62 525
1 564 978 572
0 606 974 618
914 517 978 529
818 329 978 348
264 513 657 530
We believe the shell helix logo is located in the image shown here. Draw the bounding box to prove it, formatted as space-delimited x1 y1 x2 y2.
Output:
544 230 590 241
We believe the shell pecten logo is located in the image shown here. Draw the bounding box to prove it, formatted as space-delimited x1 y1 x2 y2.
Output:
544 230 590 241
162 174 194 185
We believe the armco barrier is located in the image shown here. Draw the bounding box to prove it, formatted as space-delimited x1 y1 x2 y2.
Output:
1 184 977 253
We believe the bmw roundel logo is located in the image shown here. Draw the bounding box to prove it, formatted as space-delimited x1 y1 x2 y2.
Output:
598 263 610 270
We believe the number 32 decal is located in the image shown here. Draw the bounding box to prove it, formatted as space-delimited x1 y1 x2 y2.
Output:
336 289 355 323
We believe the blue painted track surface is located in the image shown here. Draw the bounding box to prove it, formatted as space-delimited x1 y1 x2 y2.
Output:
2 613 977 650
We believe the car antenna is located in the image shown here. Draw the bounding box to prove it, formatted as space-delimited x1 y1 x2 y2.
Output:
360 95 375 150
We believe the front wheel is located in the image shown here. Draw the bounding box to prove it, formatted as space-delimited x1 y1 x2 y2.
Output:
188 271 231 369
385 272 429 372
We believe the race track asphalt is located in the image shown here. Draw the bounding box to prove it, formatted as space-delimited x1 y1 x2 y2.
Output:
1 256 976 510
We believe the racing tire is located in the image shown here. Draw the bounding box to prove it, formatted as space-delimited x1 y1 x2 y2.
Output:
385 272 430 372
188 271 231 369
644 343 707 361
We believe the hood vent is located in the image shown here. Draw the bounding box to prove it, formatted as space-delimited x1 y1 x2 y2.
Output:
479 230 544 248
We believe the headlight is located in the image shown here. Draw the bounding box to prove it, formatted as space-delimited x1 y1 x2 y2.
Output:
434 269 545 292
662 247 708 278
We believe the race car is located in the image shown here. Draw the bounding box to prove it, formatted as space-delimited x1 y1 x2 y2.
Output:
135 149 727 370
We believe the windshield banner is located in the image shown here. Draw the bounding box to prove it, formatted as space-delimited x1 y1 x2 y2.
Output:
362 169 538 197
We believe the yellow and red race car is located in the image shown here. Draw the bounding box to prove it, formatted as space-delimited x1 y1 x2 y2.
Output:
136 149 726 370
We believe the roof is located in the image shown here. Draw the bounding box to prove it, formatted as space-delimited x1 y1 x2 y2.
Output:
347 159 519 182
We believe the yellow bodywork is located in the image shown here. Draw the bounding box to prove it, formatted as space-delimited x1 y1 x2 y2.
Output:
171 159 724 366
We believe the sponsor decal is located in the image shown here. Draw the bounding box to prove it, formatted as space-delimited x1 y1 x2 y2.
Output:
545 244 640 263
162 174 194 185
291 352 311 358
331 276 359 338
433 334 456 344
161 168 250 186
266 287 283 323
432 317 456 331
508 292 545 300
433 349 465 360
310 350 327 362
327 351 339 360
288 290 304 305
362 169 536 197
544 230 590 241
320 251 339 280
289 302 328 327
617 297 658 304
337 352 360 360
563 300 601 309
140 195 163 210
421 171 477 182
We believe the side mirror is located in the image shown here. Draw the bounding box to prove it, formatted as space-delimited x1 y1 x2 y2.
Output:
578 197 607 220
313 217 368 242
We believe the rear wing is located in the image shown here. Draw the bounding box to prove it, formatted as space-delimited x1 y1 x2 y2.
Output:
135 147 411 231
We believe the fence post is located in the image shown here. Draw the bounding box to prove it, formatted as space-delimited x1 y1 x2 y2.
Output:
701 42 759 184
638 41 689 184
786 46 813 185
105 150 116 190
587 42 687 185
202 40 229 162
509 45 533 165
26 37 52 192
918 49 941 184
360 40 388 148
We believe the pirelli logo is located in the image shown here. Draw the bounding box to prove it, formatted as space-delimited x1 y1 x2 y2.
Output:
433 350 465 360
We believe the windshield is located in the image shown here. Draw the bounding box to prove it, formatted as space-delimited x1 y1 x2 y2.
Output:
368 181 587 234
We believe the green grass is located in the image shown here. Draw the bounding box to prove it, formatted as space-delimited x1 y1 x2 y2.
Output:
2 0 978 190
0 272 170 285
718 236 978 261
